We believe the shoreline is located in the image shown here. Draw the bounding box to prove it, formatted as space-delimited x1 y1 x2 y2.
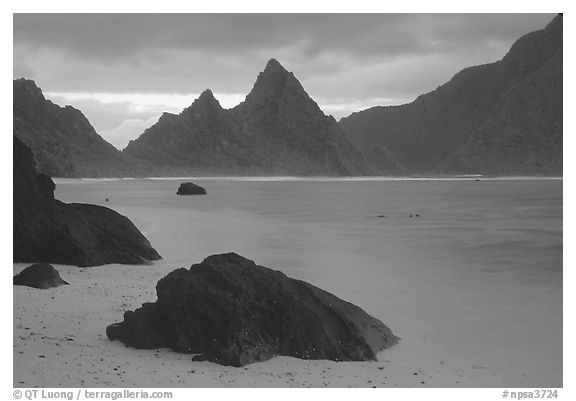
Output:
53 175 564 184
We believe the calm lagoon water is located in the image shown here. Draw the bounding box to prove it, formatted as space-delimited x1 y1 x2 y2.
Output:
54 177 563 386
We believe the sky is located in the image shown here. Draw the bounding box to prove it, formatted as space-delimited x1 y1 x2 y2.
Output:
13 13 555 150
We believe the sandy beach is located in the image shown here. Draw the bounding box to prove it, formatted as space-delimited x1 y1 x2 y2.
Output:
14 262 462 388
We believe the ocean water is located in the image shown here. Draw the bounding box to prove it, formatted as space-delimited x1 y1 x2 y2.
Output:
54 177 563 386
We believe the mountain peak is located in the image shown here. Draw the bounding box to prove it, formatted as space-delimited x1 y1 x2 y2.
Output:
124 59 368 176
546 13 562 33
263 58 288 75
13 79 136 177
199 88 215 99
340 15 562 175
14 77 39 88
14 78 45 102
239 59 307 111
191 89 222 109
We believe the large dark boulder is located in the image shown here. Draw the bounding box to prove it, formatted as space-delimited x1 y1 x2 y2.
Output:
176 182 206 195
35 173 55 200
13 136 162 267
13 263 69 289
106 253 398 367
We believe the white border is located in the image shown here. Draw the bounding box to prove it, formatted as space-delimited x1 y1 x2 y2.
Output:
4 2 573 400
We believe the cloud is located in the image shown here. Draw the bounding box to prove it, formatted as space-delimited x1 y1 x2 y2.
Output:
100 117 160 150
319 97 411 119
14 14 555 94
14 13 556 145
46 92 245 113
14 14 552 61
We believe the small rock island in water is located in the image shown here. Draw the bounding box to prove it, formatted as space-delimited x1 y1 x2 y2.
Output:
176 182 207 195
107 253 398 367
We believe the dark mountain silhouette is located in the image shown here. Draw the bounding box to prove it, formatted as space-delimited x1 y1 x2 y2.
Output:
13 79 141 178
123 59 368 176
340 15 562 175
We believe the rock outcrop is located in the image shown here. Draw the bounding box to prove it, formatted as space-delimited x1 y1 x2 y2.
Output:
340 15 562 175
123 59 368 176
13 79 141 178
176 182 206 195
13 136 162 267
13 263 69 289
106 253 398 367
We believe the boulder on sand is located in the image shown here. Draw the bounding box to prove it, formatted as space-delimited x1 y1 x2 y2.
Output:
13 136 162 267
106 253 399 367
14 263 69 289
176 182 206 195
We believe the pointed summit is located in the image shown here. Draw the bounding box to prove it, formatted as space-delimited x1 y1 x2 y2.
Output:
254 58 292 87
13 78 138 177
241 58 312 112
183 89 223 117
549 13 562 27
545 13 562 34
14 79 46 105
198 88 215 100
195 89 220 107
263 58 288 75
124 59 368 176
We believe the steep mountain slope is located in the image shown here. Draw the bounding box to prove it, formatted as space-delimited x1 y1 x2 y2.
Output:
13 79 140 178
339 15 562 175
123 59 368 176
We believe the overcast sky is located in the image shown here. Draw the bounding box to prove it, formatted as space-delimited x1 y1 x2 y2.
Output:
14 13 555 149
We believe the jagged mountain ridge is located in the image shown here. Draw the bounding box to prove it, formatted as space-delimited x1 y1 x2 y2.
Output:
123 59 368 176
339 15 563 175
13 79 141 178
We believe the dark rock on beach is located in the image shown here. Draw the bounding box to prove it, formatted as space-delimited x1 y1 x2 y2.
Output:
106 252 398 367
13 263 69 289
176 182 206 195
35 173 55 200
13 136 161 267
